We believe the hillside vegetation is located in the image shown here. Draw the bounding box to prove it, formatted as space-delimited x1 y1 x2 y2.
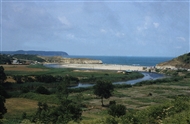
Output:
0 54 102 64
157 53 190 68
0 54 46 64
1 50 68 56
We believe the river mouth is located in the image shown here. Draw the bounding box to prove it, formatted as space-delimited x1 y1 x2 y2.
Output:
71 72 165 89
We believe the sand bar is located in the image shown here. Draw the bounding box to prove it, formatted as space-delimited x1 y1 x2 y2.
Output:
59 64 147 71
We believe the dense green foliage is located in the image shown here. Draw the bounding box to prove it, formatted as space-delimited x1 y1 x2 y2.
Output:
0 67 7 122
31 100 82 124
87 95 190 124
0 85 8 98
178 52 190 64
0 55 12 64
93 80 114 106
0 54 45 65
108 103 126 117
12 54 45 62
35 86 50 95
0 66 7 84
31 80 82 124
0 96 7 120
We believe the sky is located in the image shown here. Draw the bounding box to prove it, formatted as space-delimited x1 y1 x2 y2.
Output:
0 0 189 57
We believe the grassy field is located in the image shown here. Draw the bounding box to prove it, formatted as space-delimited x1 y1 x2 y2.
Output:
2 64 190 123
4 76 190 123
5 79 190 121
2 64 143 83
80 77 190 120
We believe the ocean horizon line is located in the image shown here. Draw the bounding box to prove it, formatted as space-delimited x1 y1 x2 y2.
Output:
62 55 174 66
67 55 175 58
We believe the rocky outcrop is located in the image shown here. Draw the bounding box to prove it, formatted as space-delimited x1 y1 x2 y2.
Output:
60 58 102 64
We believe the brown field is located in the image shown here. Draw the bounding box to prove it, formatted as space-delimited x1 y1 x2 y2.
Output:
1 64 47 72
5 98 38 118
1 64 48 82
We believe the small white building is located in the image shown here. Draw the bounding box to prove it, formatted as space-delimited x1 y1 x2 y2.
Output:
12 59 19 64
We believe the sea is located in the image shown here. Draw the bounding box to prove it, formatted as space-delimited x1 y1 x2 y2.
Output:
64 55 174 66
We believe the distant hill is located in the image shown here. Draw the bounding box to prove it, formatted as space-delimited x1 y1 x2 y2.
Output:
157 53 190 69
1 50 68 56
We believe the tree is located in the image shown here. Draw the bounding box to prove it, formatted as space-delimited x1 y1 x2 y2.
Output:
0 66 6 84
35 75 56 83
35 86 50 95
0 95 7 120
93 80 114 106
0 85 8 98
108 104 126 117
32 76 82 123
13 75 23 83
56 76 70 102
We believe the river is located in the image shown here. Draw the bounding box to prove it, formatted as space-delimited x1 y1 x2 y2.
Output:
71 72 165 88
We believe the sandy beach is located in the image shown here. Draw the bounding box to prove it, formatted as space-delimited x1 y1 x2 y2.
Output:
59 64 147 71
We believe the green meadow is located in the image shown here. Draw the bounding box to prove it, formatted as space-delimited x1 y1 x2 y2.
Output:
1 64 190 123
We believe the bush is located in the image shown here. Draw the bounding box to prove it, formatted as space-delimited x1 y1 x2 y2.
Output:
35 86 50 95
0 85 9 98
109 100 116 106
114 84 132 88
13 75 23 84
108 104 126 117
21 87 30 93
35 75 56 83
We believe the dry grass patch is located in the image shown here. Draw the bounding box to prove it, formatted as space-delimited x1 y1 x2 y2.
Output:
5 76 16 83
1 65 47 72
5 98 38 118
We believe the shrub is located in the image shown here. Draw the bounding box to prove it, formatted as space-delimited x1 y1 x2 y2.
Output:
13 75 23 84
109 100 116 106
21 87 30 93
35 75 56 83
35 86 50 95
108 104 126 117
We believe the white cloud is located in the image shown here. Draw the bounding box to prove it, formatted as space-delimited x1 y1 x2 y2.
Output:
66 34 75 39
115 32 125 37
58 16 71 27
144 16 151 29
153 22 159 28
100 29 107 33
137 16 152 32
176 37 186 42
